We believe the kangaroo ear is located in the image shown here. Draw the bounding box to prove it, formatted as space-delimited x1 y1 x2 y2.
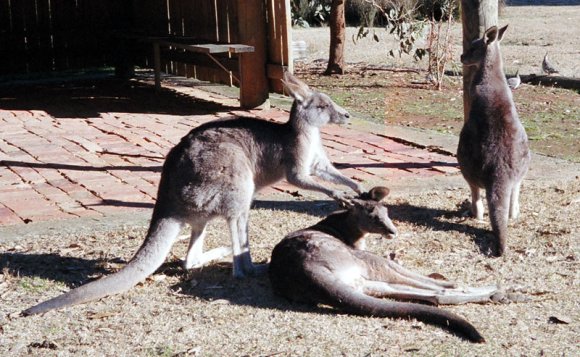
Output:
497 24 508 42
484 26 498 45
368 187 390 202
282 72 312 103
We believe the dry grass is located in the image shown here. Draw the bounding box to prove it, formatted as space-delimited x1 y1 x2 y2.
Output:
1 5 579 357
1 179 578 356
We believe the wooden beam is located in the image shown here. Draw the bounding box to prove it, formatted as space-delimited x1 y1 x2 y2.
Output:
162 50 239 72
236 0 270 108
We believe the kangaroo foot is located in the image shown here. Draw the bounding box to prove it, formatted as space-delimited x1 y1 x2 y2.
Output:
183 246 233 270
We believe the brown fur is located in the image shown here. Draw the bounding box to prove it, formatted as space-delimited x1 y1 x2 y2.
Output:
270 187 498 342
22 73 362 316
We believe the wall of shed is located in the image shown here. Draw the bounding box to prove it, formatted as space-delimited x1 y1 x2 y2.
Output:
0 0 290 94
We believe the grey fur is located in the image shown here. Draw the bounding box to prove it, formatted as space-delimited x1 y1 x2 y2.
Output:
458 25 531 256
22 72 362 315
269 187 495 343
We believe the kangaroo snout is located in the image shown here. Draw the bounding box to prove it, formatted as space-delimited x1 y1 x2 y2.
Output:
333 108 351 125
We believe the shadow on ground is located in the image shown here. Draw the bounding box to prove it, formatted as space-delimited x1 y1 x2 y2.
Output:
2 200 495 291
0 77 237 118
388 201 495 255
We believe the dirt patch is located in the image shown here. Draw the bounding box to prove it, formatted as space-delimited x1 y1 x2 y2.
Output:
1 179 579 356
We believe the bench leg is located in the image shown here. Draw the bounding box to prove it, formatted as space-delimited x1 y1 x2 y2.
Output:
153 42 161 90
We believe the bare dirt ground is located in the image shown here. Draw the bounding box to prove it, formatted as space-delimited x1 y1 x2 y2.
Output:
1 180 578 356
1 6 579 357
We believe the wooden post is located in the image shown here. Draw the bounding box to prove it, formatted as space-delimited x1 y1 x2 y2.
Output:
237 0 270 108
153 42 161 90
461 0 498 122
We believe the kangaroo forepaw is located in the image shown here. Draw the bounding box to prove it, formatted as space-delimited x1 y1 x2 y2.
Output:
332 191 355 207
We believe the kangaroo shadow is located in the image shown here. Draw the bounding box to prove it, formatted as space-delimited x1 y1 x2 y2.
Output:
76 198 339 215
4 249 330 317
388 201 495 256
0 252 127 288
252 199 338 218
168 264 340 317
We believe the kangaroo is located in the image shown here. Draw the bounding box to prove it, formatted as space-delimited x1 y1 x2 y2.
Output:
22 72 363 316
269 187 498 343
457 25 530 256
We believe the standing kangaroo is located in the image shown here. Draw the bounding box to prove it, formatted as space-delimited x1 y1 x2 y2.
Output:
269 187 497 343
22 72 363 316
457 25 530 256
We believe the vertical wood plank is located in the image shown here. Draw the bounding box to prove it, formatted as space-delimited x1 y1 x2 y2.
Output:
236 0 269 108
267 0 291 93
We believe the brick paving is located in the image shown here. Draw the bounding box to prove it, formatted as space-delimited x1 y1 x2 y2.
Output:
0 77 458 227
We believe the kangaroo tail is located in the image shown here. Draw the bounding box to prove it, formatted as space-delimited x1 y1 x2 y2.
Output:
311 270 485 343
487 182 511 256
22 217 182 316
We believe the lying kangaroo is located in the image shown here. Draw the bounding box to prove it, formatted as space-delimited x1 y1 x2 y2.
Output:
22 72 363 316
269 187 498 343
457 25 530 256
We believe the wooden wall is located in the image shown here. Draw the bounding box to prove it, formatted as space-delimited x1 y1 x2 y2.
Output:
0 0 290 96
133 0 291 95
0 0 130 76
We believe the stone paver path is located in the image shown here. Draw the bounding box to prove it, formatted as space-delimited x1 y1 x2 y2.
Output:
0 77 458 226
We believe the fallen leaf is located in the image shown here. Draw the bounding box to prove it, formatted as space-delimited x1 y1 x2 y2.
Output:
210 299 230 305
548 315 571 324
87 311 118 320
427 272 448 281
28 340 59 349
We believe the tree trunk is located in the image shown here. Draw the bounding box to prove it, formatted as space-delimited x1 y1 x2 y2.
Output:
325 0 346 75
461 0 498 122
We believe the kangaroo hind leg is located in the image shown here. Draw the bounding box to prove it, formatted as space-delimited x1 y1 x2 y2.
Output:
363 280 498 305
469 183 484 221
384 258 457 289
183 220 232 270
228 212 268 278
354 250 456 289
509 180 522 220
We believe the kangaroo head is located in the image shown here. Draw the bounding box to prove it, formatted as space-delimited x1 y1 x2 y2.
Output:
460 25 508 67
345 186 398 239
283 71 350 128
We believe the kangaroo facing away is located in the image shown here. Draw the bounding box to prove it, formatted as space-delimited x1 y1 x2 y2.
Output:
22 72 363 316
269 187 499 343
457 25 530 256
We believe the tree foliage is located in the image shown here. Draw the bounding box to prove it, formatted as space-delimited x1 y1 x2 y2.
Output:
355 0 459 89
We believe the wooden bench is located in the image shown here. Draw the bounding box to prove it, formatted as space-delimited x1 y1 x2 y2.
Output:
150 38 255 106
